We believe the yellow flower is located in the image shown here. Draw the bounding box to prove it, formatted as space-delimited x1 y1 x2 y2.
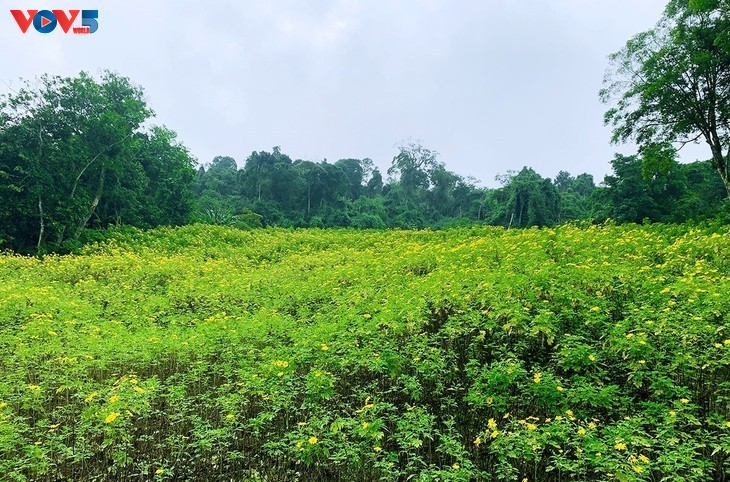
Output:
638 454 650 463
527 423 537 431
680 398 689 404
363 313 372 319
133 386 145 394
452 463 460 470
556 386 564 392
321 344 329 351
373 446 382 452
26 385 41 391
725 421 730 428
110 394 120 404
614 442 627 451
588 355 596 362
308 436 318 445
533 372 542 383
577 428 586 436
226 414 235 420
487 418 497 429
669 411 677 417
105 412 120 424
277 372 284 377
566 410 574 417
155 468 164 475
84 392 98 403
486 396 494 405
490 430 499 438
362 422 370 430
588 422 596 429
632 465 644 474
474 436 482 446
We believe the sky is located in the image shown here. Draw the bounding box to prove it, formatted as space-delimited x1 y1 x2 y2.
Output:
0 0 711 187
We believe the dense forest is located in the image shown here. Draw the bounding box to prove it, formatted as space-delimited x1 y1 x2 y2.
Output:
0 72 726 254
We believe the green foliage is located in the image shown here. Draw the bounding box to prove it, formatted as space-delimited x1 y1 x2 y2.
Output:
489 167 560 227
602 0 730 195
1 224 730 480
0 72 197 253
597 155 726 223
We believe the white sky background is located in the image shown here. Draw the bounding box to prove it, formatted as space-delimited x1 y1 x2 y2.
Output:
0 1 711 187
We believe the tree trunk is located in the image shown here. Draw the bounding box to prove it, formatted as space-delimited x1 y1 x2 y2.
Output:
707 131 730 198
36 195 44 252
718 150 730 198
74 165 106 240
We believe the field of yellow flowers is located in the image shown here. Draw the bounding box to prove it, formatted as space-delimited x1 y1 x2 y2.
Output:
1 223 729 481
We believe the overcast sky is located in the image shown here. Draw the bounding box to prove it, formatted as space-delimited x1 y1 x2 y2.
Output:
1 0 710 186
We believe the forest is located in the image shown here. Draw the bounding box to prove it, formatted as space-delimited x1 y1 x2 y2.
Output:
0 69 727 254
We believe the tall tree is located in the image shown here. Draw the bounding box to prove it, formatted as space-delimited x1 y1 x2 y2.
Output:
388 142 439 197
489 168 560 227
601 0 730 195
0 72 195 252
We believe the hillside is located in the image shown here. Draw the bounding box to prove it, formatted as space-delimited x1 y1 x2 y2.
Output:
1 224 729 481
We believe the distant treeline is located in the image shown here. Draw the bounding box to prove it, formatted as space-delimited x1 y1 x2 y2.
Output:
194 147 727 232
0 71 727 254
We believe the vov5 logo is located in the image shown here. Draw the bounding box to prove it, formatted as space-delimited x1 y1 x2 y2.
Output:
11 10 98 34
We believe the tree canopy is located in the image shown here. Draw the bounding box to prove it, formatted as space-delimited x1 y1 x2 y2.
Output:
601 0 730 195
0 71 196 252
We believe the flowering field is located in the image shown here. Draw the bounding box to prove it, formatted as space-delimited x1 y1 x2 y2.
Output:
1 224 729 481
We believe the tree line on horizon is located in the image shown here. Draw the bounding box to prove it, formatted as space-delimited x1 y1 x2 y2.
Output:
0 71 725 256
193 145 726 233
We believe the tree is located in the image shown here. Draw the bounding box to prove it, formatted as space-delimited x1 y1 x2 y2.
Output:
488 168 559 227
388 142 439 197
0 71 195 252
553 171 597 222
126 126 196 227
601 0 730 196
335 158 370 200
598 154 680 223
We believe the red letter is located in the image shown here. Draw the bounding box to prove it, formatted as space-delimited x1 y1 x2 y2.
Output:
10 10 38 33
52 10 80 33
